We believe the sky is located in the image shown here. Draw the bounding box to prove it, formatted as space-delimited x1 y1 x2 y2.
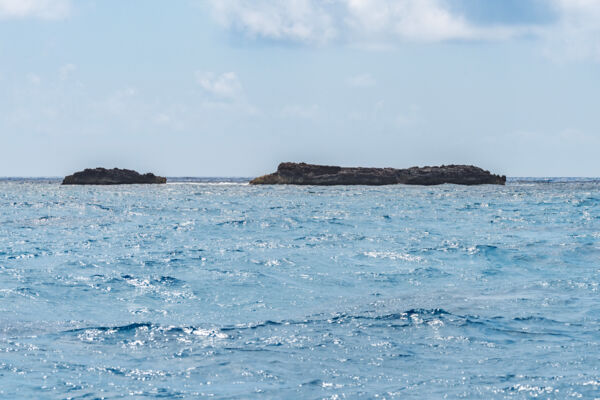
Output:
1 0 599 177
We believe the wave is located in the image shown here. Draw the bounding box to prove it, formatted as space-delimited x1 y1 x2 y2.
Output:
509 177 600 183
59 308 578 342
63 322 229 341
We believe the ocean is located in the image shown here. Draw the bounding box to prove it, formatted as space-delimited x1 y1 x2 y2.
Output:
1 178 599 398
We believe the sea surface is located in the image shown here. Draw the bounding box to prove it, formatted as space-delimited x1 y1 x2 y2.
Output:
0 178 599 399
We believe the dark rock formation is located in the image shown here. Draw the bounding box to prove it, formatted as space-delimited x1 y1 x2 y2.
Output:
250 162 506 186
62 168 167 185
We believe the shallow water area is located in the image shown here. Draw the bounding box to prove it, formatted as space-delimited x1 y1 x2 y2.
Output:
0 178 599 398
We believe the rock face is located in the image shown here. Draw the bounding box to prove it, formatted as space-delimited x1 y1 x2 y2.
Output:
250 162 506 186
62 168 167 185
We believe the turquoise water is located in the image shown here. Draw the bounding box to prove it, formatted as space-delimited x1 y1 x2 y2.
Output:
1 179 599 398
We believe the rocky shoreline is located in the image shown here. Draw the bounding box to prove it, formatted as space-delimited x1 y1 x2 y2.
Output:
62 168 166 185
250 162 506 186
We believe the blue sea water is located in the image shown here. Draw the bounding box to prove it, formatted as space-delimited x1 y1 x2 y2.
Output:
0 178 599 399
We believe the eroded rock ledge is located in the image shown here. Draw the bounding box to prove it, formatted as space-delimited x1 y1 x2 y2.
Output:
62 168 167 185
250 162 506 186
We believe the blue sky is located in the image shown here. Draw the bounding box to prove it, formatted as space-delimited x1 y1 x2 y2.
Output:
1 0 599 177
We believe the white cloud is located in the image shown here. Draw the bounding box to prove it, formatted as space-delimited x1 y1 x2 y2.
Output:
543 0 600 61
59 63 76 81
395 105 421 127
28 73 41 85
281 104 319 119
208 0 532 44
208 0 600 61
345 0 474 42
154 113 171 124
195 71 243 99
106 87 137 114
0 0 70 19
348 73 376 87
210 0 337 43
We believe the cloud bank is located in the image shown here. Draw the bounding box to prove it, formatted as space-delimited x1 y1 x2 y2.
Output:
209 0 536 43
547 0 600 61
0 0 70 19
195 71 243 99
209 0 600 59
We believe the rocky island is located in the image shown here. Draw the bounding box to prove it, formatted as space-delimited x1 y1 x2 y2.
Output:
62 168 167 185
250 162 506 186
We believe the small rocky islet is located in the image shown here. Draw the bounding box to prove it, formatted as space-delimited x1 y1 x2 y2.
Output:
62 163 505 185
250 162 506 185
62 168 166 185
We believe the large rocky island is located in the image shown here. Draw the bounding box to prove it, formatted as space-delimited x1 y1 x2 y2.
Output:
250 162 506 186
62 168 167 185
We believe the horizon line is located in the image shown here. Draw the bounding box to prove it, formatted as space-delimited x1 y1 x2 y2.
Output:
2 176 600 180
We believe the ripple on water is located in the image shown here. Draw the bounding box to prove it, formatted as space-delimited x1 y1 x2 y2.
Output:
0 180 599 398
